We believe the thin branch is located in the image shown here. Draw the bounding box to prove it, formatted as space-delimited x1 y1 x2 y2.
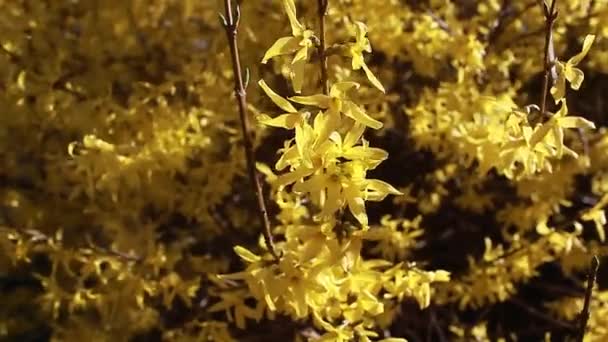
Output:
220 0 280 261
317 0 329 95
510 297 577 331
577 255 599 342
529 281 585 296
539 0 558 118
499 27 544 51
488 1 536 45
12 228 142 262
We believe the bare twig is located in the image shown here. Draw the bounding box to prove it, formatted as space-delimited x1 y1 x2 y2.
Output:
220 0 280 261
577 255 600 341
529 281 585 296
511 297 577 331
317 0 329 95
539 0 558 118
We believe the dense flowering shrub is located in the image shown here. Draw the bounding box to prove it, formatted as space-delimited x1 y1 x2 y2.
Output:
1 0 608 340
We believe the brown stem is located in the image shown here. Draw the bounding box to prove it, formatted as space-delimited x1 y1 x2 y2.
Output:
317 0 329 95
539 0 558 118
577 255 599 341
221 0 280 261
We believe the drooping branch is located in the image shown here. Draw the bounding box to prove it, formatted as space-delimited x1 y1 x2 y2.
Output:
221 0 280 261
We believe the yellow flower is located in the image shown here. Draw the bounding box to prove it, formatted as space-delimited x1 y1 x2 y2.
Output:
261 0 316 93
256 79 308 129
207 286 263 329
528 100 595 158
551 34 595 102
581 193 608 242
294 159 401 226
343 22 385 93
290 82 384 129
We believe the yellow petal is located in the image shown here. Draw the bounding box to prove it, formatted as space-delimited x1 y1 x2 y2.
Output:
536 218 552 235
264 291 276 311
256 162 277 182
432 270 451 282
351 50 365 69
568 34 595 66
262 36 300 63
289 94 331 108
83 135 115 152
343 122 365 147
293 46 309 64
558 116 595 129
276 144 298 170
343 102 383 129
283 0 304 36
290 59 307 93
258 79 297 112
295 123 314 166
550 62 566 103
362 62 385 93
355 22 368 43
342 146 388 163
364 179 402 201
275 167 315 187
320 180 343 218
234 246 261 263
345 185 367 226
565 66 584 90
315 113 341 150
529 121 552 147
256 113 302 129
551 125 564 158
293 173 326 194
330 81 360 97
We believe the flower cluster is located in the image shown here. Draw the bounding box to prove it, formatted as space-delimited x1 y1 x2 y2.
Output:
210 0 449 340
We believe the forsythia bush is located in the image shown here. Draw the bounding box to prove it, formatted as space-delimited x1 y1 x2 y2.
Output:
1 0 607 341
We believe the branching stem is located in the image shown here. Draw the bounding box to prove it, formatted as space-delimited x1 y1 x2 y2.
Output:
221 0 280 261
